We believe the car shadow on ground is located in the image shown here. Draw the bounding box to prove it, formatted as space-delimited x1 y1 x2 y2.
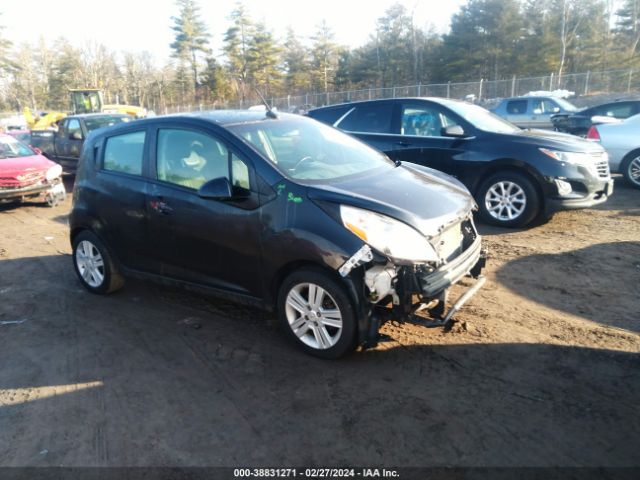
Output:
495 241 640 333
1 254 639 467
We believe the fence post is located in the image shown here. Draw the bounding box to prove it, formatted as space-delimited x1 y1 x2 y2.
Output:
418 84 421 96
478 79 483 102
628 69 633 93
392 86 396 98
584 71 590 96
447 81 451 98
549 73 554 91
368 88 372 100
511 75 516 97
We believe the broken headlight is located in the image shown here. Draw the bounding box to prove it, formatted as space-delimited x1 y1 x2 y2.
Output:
340 205 439 263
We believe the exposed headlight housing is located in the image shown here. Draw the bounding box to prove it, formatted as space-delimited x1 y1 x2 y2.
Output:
45 164 63 182
340 205 439 263
539 148 603 176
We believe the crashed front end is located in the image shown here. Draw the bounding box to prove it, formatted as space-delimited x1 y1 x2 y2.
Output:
0 168 66 206
338 207 487 349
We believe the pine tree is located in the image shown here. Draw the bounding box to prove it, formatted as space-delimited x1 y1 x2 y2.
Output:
247 22 282 98
223 2 254 104
310 20 340 99
615 0 640 64
283 28 310 94
170 0 211 103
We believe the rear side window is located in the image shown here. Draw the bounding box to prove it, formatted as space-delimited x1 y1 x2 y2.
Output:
506 100 527 114
338 104 393 133
103 131 146 175
601 103 634 118
308 106 352 125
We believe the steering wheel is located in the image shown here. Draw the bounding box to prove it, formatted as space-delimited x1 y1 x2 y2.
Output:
292 155 314 171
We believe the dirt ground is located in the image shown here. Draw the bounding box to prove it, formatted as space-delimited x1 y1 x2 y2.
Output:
0 177 638 468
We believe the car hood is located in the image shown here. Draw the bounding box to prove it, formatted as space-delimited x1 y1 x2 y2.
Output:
307 163 475 238
501 128 605 153
0 154 56 179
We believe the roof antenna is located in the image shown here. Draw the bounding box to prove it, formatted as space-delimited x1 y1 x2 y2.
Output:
253 87 278 119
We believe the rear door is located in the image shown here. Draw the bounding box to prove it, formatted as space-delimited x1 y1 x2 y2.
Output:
145 125 263 297
334 101 399 156
92 128 150 271
503 99 530 127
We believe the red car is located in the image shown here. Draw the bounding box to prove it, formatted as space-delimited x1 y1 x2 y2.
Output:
0 133 66 207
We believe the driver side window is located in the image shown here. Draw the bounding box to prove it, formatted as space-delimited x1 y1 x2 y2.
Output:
156 129 250 191
401 105 457 137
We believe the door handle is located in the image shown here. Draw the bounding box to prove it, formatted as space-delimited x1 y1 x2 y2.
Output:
150 198 173 215
396 141 411 147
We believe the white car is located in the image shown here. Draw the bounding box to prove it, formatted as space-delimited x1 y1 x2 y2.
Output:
587 114 640 188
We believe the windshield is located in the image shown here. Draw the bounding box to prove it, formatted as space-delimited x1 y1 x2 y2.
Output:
554 98 579 112
228 117 395 182
446 102 521 134
0 136 35 159
84 115 131 132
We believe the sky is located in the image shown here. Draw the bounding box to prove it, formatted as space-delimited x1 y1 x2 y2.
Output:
1 0 466 63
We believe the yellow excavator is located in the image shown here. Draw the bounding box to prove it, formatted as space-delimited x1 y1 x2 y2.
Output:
25 88 147 130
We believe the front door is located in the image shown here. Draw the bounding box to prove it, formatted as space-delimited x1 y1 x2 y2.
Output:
145 126 262 297
55 118 84 169
392 102 466 177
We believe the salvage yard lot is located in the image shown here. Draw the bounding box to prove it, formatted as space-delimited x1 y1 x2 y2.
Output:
0 177 638 467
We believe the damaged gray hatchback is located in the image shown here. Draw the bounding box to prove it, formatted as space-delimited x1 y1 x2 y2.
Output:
70 111 486 358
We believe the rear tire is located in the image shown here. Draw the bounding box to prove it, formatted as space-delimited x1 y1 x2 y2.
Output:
621 153 640 189
476 172 540 228
277 268 357 359
72 231 124 294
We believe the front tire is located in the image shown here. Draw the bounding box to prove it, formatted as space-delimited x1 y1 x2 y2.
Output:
277 268 357 359
621 154 640 189
72 231 124 294
476 172 540 228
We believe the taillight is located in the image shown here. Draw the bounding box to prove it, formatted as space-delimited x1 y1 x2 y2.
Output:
586 126 600 140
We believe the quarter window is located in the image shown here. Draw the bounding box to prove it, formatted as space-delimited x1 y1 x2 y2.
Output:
103 131 146 175
338 104 393 133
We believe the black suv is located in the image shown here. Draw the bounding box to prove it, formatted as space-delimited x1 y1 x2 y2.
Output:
70 111 485 358
551 100 640 136
308 98 614 228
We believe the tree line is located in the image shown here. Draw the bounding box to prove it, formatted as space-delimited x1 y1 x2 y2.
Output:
0 0 639 113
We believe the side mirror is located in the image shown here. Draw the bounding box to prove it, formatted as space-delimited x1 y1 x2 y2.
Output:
532 108 542 115
31 146 42 155
197 177 233 200
442 125 466 137
552 107 560 113
70 131 83 141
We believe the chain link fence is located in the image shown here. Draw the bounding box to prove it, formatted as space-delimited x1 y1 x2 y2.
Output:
162 68 639 115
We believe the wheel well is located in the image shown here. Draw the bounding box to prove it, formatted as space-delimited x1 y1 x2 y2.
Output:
70 227 86 243
474 164 545 209
621 148 640 171
270 261 343 309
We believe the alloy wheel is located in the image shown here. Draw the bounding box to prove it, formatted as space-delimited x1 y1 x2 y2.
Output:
284 283 343 350
485 181 527 221
629 156 640 186
75 240 105 288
